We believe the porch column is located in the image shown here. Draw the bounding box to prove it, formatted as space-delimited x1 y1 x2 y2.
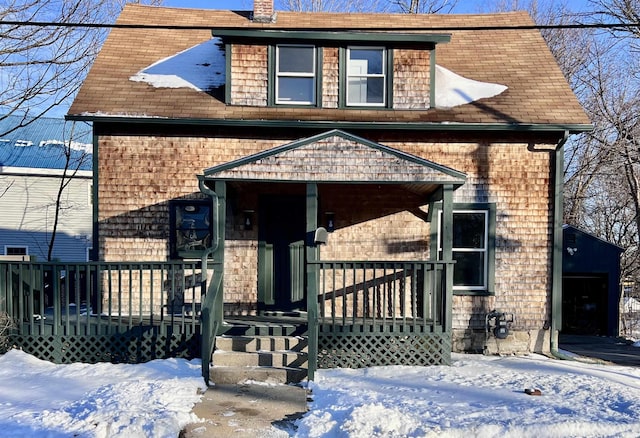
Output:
198 178 226 383
441 184 454 333
212 180 227 327
306 183 319 380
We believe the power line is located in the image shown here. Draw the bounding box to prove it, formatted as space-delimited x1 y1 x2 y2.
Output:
0 19 638 32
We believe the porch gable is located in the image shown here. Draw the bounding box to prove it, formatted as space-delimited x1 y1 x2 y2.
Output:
202 130 466 187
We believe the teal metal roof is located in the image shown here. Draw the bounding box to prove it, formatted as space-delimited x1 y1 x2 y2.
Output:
0 115 93 171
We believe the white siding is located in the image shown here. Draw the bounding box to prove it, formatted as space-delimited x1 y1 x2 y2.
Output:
0 172 92 261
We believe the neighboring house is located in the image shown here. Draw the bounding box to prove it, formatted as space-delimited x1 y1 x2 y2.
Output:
562 225 623 337
66 1 592 368
0 115 93 262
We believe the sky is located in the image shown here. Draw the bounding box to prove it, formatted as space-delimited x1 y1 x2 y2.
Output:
1 347 640 437
161 0 592 14
161 0 488 13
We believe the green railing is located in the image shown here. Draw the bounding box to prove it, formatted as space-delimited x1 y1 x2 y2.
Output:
0 260 207 363
308 260 452 371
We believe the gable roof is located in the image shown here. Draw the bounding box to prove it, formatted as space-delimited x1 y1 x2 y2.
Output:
69 5 591 131
0 115 93 172
202 129 466 188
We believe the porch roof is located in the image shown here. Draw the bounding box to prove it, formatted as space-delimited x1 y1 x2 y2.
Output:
200 130 466 195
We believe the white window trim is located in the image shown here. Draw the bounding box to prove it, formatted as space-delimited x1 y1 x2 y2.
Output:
438 209 489 291
346 46 386 107
4 245 29 256
275 44 317 105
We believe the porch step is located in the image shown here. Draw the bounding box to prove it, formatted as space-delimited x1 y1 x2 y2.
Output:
211 335 308 384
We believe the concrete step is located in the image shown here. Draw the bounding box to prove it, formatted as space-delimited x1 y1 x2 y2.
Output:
210 335 309 384
215 335 308 353
212 350 308 368
210 365 307 385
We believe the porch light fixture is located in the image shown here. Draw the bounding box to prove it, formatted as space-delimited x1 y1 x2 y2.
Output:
325 212 335 232
243 210 254 231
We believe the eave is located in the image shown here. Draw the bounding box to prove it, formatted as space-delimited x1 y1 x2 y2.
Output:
210 28 451 46
65 115 594 135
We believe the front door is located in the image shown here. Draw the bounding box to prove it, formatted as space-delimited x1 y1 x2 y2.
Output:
258 196 306 312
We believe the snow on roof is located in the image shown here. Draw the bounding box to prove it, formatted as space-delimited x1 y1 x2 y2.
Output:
129 37 226 92
0 115 92 171
128 38 506 109
435 65 507 109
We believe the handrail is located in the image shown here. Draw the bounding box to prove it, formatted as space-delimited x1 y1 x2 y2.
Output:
200 249 224 384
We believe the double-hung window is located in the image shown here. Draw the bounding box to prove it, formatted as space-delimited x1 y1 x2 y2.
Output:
346 47 386 106
435 203 495 295
276 45 316 105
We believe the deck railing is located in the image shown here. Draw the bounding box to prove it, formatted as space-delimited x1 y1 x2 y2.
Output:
312 260 447 326
0 260 207 363
308 260 452 371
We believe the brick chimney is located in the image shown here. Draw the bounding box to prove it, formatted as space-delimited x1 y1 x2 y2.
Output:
253 0 276 23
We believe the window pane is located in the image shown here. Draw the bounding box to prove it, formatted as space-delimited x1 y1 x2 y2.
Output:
453 212 486 248
347 77 384 104
278 46 314 73
278 77 314 103
453 251 484 287
6 247 27 255
349 49 383 74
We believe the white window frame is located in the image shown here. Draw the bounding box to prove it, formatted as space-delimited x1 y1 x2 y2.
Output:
4 245 28 256
346 46 386 107
275 44 317 105
438 209 489 291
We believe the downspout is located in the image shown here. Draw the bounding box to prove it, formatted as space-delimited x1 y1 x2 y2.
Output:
550 130 573 359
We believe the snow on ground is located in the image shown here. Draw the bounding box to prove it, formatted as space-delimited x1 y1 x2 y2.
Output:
0 349 205 437
297 352 640 438
1 349 640 437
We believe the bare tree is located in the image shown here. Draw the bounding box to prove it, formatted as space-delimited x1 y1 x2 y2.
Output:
47 121 92 261
392 0 458 14
277 0 459 13
0 0 162 137
276 0 392 12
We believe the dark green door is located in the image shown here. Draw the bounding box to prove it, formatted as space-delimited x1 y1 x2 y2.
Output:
258 196 306 312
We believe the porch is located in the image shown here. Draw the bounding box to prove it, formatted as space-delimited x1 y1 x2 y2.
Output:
1 257 453 380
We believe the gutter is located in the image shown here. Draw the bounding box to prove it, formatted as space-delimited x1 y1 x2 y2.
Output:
65 115 594 134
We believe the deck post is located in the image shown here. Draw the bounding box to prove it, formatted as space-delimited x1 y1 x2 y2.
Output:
306 183 319 380
441 184 454 335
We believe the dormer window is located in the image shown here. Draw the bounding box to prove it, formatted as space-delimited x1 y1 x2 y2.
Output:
346 47 386 107
276 45 317 105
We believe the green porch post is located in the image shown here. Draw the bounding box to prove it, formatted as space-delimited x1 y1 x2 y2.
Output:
306 183 319 380
441 184 454 335
198 178 226 384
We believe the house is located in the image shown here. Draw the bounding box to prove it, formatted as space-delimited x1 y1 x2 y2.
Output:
562 225 623 337
65 1 591 378
0 115 93 262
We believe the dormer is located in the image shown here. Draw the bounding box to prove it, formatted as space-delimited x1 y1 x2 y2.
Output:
213 2 451 110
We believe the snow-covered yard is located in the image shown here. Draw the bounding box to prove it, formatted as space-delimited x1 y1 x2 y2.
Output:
1 346 639 437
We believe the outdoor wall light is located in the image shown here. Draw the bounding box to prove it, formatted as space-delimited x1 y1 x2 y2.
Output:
325 212 335 232
243 210 254 231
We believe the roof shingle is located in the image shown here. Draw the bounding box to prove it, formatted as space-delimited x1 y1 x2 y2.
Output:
68 5 591 128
